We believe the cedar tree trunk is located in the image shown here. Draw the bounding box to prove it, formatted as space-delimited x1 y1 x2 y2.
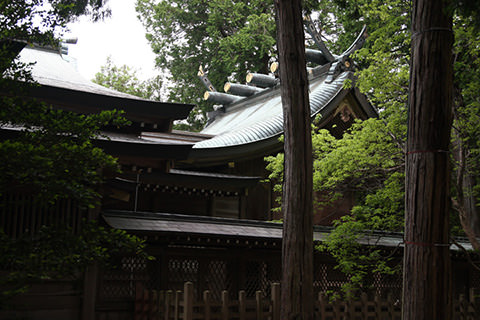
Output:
274 0 314 319
403 0 453 319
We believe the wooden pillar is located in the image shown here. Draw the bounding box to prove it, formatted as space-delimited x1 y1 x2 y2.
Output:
403 0 453 319
274 0 314 319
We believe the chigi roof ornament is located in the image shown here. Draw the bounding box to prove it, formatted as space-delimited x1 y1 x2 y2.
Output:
198 16 367 105
303 14 367 83
303 15 336 62
198 65 217 92
199 65 244 105
245 72 279 88
224 82 264 97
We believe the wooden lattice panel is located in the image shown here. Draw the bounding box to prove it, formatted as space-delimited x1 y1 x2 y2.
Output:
100 256 149 299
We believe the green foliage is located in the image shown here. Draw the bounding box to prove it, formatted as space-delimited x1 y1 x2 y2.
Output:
0 0 149 305
93 56 167 101
318 172 404 298
266 117 406 298
136 0 278 130
452 0 480 29
266 0 410 298
317 215 401 299
265 0 480 297
0 0 124 206
312 120 404 197
0 0 110 44
0 220 150 303
265 152 284 213
452 15 480 205
0 80 129 204
316 121 405 295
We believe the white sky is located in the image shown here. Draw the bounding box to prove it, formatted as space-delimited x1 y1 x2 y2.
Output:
65 0 157 81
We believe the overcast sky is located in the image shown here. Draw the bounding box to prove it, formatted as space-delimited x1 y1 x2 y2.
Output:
65 0 156 81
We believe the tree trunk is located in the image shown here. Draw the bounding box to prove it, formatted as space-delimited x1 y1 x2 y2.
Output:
274 0 314 319
461 173 480 240
451 124 480 251
403 1 453 319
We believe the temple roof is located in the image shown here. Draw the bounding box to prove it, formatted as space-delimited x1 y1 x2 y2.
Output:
1 44 197 161
197 71 356 148
186 68 376 165
103 210 473 251
11 45 194 127
185 24 377 165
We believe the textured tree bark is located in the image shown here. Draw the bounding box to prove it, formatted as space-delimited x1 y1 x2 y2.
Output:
274 0 314 319
403 1 453 319
452 132 480 251
461 173 480 243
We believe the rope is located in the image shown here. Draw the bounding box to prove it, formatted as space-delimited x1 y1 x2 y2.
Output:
404 239 450 247
406 149 449 155
412 27 453 39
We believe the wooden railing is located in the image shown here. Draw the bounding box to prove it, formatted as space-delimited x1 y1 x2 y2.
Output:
135 282 278 320
135 282 478 320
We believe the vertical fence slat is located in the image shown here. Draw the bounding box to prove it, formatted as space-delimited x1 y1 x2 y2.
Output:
174 290 181 320
239 290 246 320
271 283 280 320
135 283 479 320
360 292 367 320
318 292 326 320
221 290 229 320
256 290 263 320
165 290 172 320
184 282 193 320
333 298 341 320
344 298 351 320
204 290 211 320
374 293 381 319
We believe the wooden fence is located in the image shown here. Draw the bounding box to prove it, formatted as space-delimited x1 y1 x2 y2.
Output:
135 282 279 320
135 282 478 320
0 279 83 320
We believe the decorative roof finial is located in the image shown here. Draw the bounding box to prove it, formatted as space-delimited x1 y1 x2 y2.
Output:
198 65 217 92
303 15 367 83
303 15 335 62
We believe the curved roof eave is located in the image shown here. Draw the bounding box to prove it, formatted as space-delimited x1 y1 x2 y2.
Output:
187 135 283 165
187 71 361 164
13 46 194 122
